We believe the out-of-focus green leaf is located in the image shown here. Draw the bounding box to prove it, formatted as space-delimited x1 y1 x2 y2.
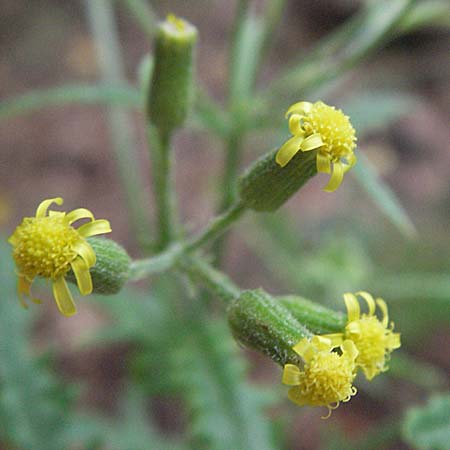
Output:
64 385 183 450
263 0 416 99
403 394 450 450
399 0 450 32
352 152 417 238
229 9 265 112
119 0 158 39
388 352 448 390
342 91 419 135
0 238 74 450
172 308 278 450
0 84 142 120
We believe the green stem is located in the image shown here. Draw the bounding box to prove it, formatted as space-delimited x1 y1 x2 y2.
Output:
178 255 240 304
148 125 178 251
85 0 150 248
130 201 246 281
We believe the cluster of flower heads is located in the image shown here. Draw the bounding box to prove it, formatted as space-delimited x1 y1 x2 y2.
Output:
8 197 111 316
276 100 357 192
282 291 401 417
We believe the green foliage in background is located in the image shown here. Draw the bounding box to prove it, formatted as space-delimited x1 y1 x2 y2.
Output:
1 0 449 449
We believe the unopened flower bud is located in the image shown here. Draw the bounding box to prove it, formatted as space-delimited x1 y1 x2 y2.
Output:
227 289 312 366
147 14 198 134
67 237 131 296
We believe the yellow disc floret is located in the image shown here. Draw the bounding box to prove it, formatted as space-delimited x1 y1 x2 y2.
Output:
276 100 357 192
282 335 358 418
8 197 111 317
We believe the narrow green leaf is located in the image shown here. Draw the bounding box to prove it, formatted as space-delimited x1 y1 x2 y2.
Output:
0 84 142 120
352 152 417 238
229 10 265 108
341 91 419 135
403 394 450 450
399 0 450 32
263 0 416 98
173 315 278 450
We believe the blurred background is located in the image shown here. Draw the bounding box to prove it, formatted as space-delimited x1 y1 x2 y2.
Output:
0 1 449 449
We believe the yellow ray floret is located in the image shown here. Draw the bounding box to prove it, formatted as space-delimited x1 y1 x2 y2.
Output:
8 197 111 317
282 335 358 418
325 291 401 380
275 101 357 192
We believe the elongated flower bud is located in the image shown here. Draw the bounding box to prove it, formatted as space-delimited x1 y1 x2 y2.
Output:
227 289 312 366
238 148 317 212
147 14 197 134
279 295 346 334
67 237 131 295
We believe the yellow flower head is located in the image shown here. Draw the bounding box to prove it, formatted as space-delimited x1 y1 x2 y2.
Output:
8 197 111 317
282 335 358 418
340 291 401 380
275 101 357 192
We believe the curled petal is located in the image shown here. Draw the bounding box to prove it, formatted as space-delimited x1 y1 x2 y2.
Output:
341 339 358 361
66 208 95 225
323 161 344 192
275 135 304 167
344 293 360 322
357 291 376 316
288 114 304 136
287 387 307 406
299 133 324 152
72 240 96 268
343 153 357 173
35 197 63 218
70 257 93 295
52 277 76 317
376 298 389 327
323 333 344 347
285 101 313 118
316 151 331 174
77 219 112 238
292 338 311 360
282 364 301 386
387 333 401 350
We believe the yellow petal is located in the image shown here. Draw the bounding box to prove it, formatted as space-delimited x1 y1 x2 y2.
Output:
77 219 112 238
282 364 301 386
287 387 307 406
344 293 360 322
52 277 76 317
356 291 376 316
316 151 331 174
376 298 389 327
72 240 96 267
342 339 358 361
343 153 357 173
388 333 401 350
35 197 63 218
292 337 311 359
323 161 344 192
288 114 304 136
299 133 324 152
275 135 304 167
17 276 32 309
66 208 94 225
322 333 344 347
70 257 93 295
285 101 313 118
